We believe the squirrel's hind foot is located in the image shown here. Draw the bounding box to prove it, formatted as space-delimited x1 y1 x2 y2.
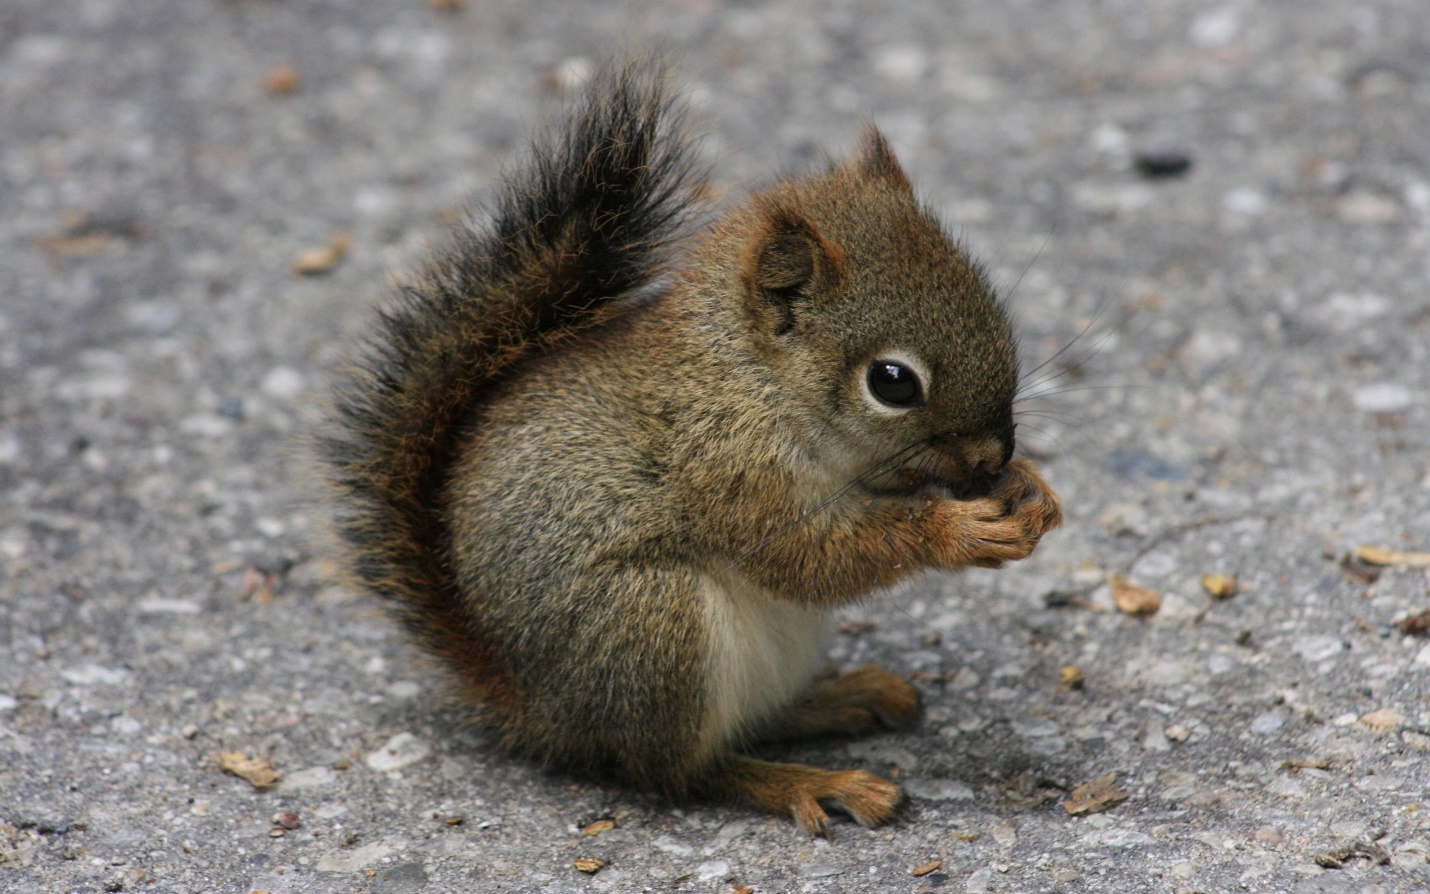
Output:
708 756 905 837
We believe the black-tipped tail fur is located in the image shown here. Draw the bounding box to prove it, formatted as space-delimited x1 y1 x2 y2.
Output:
322 63 702 705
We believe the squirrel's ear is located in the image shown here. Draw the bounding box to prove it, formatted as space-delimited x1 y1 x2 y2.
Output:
857 127 913 195
749 207 818 291
741 203 843 333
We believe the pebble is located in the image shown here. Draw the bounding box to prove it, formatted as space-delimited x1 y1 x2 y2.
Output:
1223 188 1268 216
848 741 919 770
1134 147 1193 179
61 664 129 686
1010 717 1061 738
695 860 730 882
365 732 431 772
282 766 338 790
872 44 929 84
1352 382 1412 413
1291 635 1345 663
261 366 306 400
0 695 17 712
1253 825 1284 844
965 867 994 893
316 843 392 873
1417 643 1430 668
1191 7 1240 46
1337 190 1399 223
1249 712 1286 734
904 778 975 801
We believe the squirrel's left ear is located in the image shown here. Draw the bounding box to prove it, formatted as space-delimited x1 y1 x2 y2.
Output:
857 127 913 195
740 201 844 334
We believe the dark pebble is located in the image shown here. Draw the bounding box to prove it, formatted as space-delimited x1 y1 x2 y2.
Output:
1134 148 1193 178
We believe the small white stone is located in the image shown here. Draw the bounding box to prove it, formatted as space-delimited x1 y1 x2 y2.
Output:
872 44 929 83
904 778 974 801
61 664 129 686
137 598 201 615
1010 717 1060 738
261 366 306 400
0 695 17 712
1223 188 1268 216
1416 643 1430 668
1249 712 1285 734
1337 190 1399 223
1292 635 1345 662
1352 382 1412 413
965 867 994 893
283 767 339 790
1191 7 1240 46
694 860 729 882
316 843 392 873
366 732 431 772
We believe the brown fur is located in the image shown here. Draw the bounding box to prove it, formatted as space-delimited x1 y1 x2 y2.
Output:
324 62 1061 836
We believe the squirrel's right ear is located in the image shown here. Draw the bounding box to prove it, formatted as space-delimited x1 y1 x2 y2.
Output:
857 127 913 195
741 202 843 334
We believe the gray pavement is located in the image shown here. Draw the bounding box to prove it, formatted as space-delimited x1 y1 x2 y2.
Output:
2 1 1428 892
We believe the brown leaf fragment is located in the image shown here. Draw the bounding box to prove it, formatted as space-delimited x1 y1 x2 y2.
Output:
1355 545 1430 567
1313 840 1391 868
1278 758 1330 772
263 65 299 95
1063 773 1128 816
581 818 615 836
1358 708 1403 733
730 885 754 894
572 859 605 874
1338 554 1382 585
1200 573 1238 600
292 231 350 275
218 752 281 790
1394 608 1430 637
910 859 943 876
1109 575 1160 615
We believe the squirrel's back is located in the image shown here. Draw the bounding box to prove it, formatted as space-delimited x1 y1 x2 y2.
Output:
323 64 702 708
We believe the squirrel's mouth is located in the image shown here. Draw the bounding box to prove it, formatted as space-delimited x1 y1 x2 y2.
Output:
891 466 1002 500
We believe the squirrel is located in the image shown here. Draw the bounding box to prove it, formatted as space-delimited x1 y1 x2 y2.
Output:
323 62 1062 836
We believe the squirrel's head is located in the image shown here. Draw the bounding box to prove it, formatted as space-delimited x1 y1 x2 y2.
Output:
731 129 1019 497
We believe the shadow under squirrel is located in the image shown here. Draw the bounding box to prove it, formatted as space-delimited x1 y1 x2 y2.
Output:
324 63 1062 836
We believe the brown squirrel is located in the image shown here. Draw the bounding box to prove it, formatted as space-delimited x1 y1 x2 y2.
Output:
324 62 1062 836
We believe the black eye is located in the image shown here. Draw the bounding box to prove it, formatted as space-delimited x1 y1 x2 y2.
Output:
866 360 923 408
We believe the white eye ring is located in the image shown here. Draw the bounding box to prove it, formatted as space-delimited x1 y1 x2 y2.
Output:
861 350 930 415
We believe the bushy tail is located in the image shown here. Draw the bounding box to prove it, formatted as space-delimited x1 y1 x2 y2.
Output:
323 63 701 703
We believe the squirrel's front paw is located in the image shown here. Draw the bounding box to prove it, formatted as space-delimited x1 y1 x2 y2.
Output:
925 459 1062 569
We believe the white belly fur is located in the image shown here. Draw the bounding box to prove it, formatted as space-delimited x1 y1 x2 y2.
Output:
699 567 829 757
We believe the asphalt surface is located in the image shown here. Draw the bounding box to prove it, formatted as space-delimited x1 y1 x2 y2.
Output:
3 1 1429 892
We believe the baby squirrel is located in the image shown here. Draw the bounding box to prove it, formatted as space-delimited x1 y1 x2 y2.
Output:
325 63 1062 836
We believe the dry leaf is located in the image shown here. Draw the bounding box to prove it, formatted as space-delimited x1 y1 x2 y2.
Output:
1394 609 1430 637
572 859 605 874
1062 773 1128 816
1059 664 1086 690
1358 708 1403 733
292 231 350 275
730 885 754 894
1109 575 1160 615
1199 573 1238 599
263 65 299 95
581 819 615 836
218 752 281 789
1354 545 1430 567
910 860 943 876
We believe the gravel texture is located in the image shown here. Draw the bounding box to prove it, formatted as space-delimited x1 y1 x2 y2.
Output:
3 1 1429 892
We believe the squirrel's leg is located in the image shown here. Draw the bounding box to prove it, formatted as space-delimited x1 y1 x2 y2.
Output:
699 755 904 837
761 665 921 742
